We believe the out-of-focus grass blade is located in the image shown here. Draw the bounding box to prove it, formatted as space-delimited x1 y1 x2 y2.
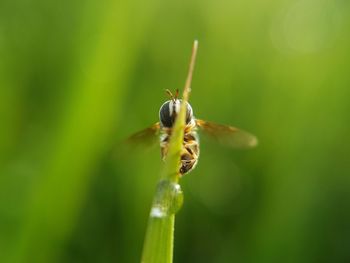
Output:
7 1 160 263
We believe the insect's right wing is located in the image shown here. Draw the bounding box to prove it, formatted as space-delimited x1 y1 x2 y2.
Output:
196 119 258 149
125 122 160 149
111 122 160 160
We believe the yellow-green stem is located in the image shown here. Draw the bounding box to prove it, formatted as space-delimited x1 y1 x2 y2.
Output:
141 40 198 263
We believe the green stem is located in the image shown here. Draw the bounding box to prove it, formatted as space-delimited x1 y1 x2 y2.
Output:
141 40 198 263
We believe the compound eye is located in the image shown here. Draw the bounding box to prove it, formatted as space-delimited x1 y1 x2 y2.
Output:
159 100 194 127
185 102 193 124
159 101 173 127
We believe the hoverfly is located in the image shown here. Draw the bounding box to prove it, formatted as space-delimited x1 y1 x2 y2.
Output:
127 89 258 176
127 41 257 176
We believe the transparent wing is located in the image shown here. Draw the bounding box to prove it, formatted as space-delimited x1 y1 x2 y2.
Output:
111 122 160 160
125 122 160 149
196 119 258 149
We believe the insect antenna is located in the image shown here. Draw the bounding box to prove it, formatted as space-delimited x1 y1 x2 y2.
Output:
174 89 179 100
165 89 177 103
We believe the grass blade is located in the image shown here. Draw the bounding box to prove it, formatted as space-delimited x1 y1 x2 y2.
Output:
141 40 198 263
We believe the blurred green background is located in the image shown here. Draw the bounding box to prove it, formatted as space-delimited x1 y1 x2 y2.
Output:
1 0 350 262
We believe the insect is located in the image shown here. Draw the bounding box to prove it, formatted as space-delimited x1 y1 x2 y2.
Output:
127 41 257 176
127 89 258 176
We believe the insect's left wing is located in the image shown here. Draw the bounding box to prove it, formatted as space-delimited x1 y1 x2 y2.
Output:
196 119 258 149
125 122 160 149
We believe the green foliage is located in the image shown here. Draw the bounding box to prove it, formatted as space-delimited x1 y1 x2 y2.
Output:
1 1 350 263
141 41 197 263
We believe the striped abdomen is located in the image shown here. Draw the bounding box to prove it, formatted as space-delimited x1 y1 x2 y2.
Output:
160 126 200 175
